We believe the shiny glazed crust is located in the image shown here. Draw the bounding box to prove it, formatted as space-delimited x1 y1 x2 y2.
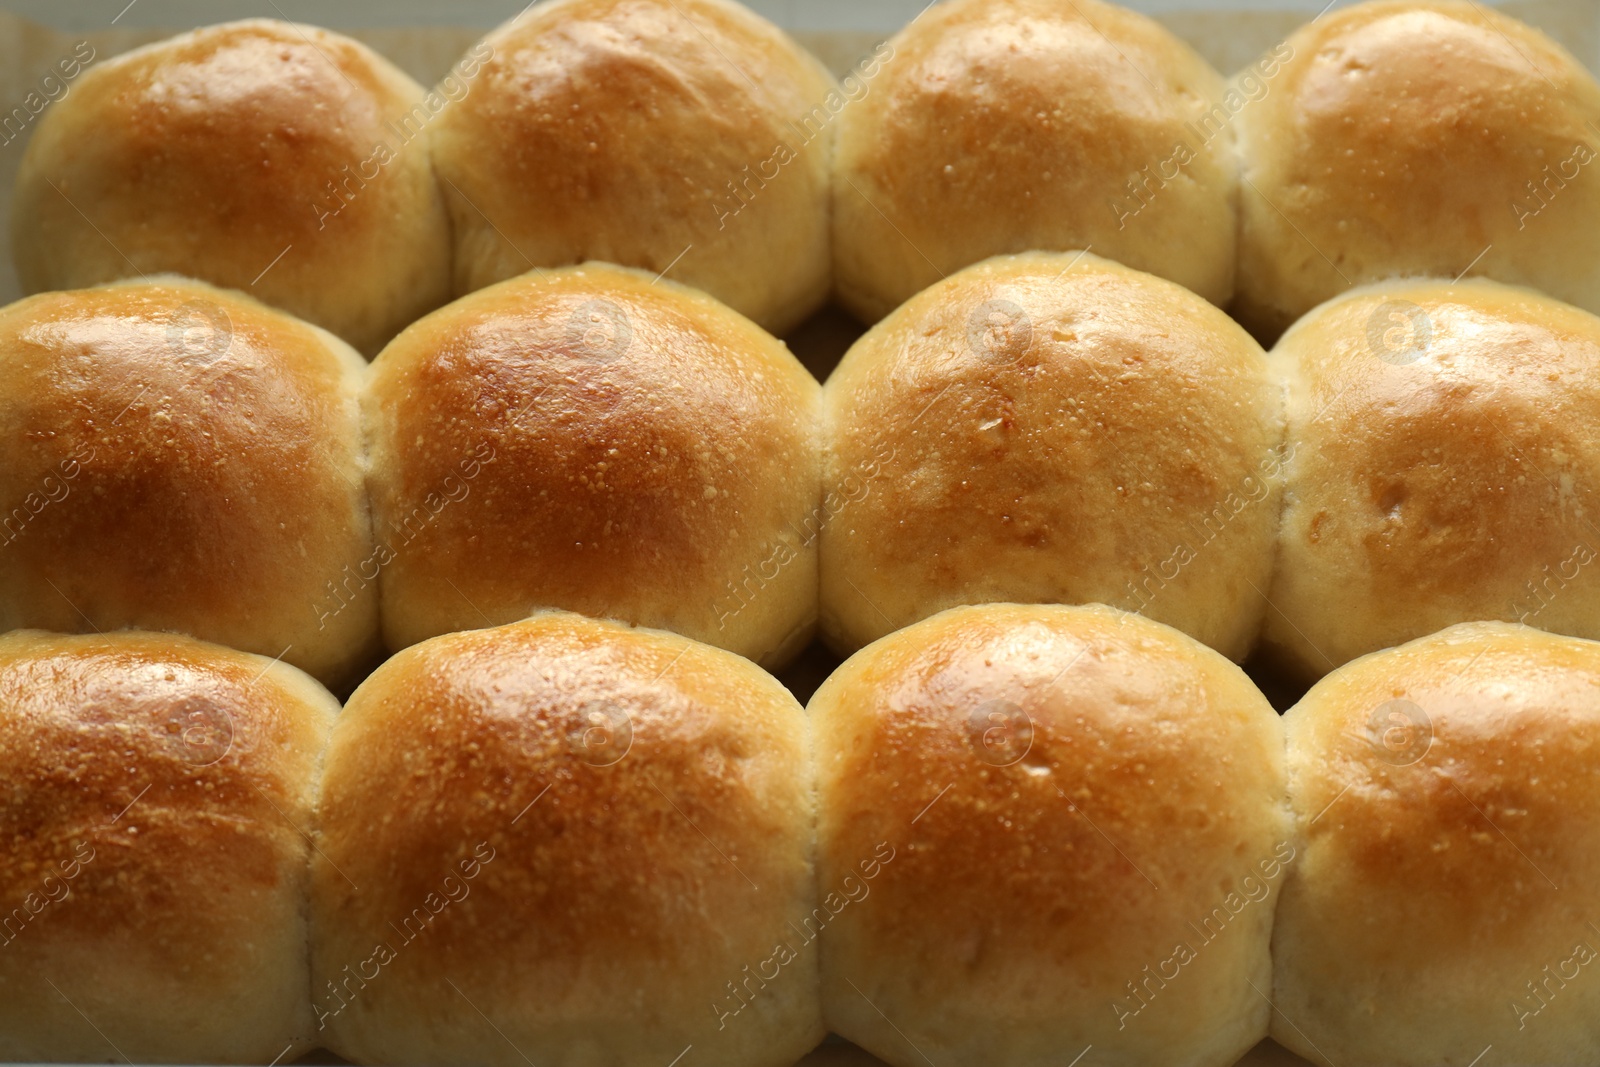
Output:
811 603 1289 1067
312 611 822 1067
432 0 836 334
1234 0 1600 338
0 276 378 688
1276 622 1600 1065
11 19 453 356
821 251 1283 661
1265 277 1600 678
366 262 821 669
0 629 336 1063
833 0 1238 323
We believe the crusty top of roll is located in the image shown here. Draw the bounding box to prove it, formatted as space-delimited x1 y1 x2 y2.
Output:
822 251 1281 660
812 603 1287 1061
1266 277 1600 675
366 262 820 665
11 19 451 355
1235 0 1600 337
0 629 333 1023
1276 622 1600 1064
315 611 817 1064
432 0 835 334
1285 621 1600 956
322 611 809 963
832 0 1237 322
0 276 374 686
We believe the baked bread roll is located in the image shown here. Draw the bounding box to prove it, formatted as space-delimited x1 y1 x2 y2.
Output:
1275 622 1600 1066
821 250 1282 660
11 19 452 356
367 262 820 668
1265 278 1600 678
812 603 1288 1067
1234 0 1600 339
312 611 821 1067
431 0 835 335
832 0 1237 324
0 629 336 1064
0 277 377 688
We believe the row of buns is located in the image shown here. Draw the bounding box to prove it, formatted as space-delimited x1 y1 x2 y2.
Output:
2 605 1597 1067
12 0 1600 355
5 253 1600 687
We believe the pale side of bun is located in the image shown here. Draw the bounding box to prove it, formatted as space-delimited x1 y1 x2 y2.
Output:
821 251 1283 661
312 611 821 1067
0 629 336 1064
367 262 821 669
1276 622 1600 1066
1234 0 1600 340
832 0 1237 324
812 603 1288 1067
1265 277 1600 679
11 19 452 356
432 0 836 335
0 276 378 688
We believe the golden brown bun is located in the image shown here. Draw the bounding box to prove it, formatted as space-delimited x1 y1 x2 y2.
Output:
11 19 452 356
821 251 1282 661
1234 0 1600 340
1276 622 1600 1065
312 611 821 1067
0 629 336 1064
431 0 835 335
367 262 821 669
832 0 1237 324
812 603 1288 1067
1264 277 1600 678
0 276 378 688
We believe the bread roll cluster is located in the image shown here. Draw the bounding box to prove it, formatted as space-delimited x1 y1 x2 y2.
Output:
0 606 1287 1067
10 259 1600 690
11 0 835 349
5 0 1600 1064
0 263 819 679
11 607 1600 1067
